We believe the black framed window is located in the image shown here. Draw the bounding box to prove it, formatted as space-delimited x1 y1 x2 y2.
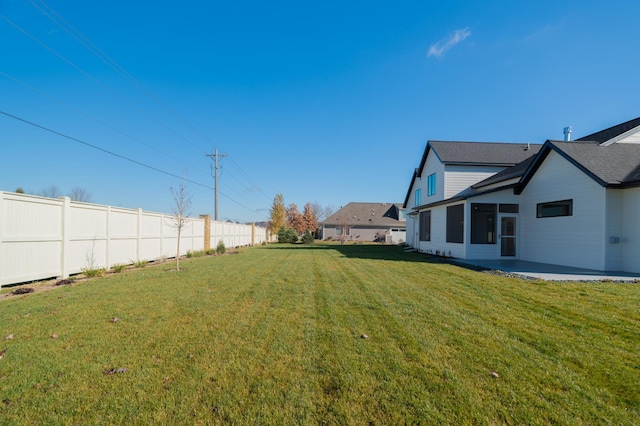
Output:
419 210 431 241
537 199 573 218
471 203 496 244
446 204 464 243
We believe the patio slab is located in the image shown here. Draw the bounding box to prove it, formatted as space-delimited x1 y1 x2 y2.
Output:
460 259 640 282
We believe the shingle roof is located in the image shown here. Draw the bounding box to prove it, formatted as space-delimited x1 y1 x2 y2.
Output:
548 141 640 185
323 202 405 227
472 154 538 189
429 141 542 166
576 116 640 143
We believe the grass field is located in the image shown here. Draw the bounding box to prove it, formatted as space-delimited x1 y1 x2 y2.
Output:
1 243 639 425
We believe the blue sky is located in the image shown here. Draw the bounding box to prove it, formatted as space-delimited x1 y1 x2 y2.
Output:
2 0 639 223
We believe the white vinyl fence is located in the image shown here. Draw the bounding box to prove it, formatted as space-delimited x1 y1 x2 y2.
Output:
0 191 269 287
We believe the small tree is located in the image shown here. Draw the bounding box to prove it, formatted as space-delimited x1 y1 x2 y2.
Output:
170 176 192 271
15 187 24 194
302 229 314 244
269 194 286 237
40 185 62 198
69 186 92 202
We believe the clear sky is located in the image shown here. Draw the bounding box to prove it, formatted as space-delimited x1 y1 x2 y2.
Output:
2 0 639 223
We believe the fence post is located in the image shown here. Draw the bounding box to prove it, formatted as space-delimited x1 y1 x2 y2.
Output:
136 208 142 262
60 196 71 279
200 215 211 251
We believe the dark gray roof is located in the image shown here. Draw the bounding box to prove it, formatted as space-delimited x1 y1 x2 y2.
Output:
549 141 640 185
429 141 542 166
323 202 405 227
472 154 538 189
576 116 640 143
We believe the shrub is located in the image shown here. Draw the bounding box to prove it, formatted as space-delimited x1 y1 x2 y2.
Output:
111 263 126 273
132 259 147 268
186 250 194 258
278 226 298 243
216 240 226 255
206 248 217 255
302 229 314 244
82 267 106 278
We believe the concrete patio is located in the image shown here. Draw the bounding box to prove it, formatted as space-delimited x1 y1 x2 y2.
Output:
460 259 640 282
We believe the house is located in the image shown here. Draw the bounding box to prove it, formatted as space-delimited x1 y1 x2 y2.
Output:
403 117 640 274
322 202 406 243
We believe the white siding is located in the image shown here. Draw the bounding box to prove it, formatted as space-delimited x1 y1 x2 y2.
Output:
519 151 607 270
421 152 446 203
622 187 640 273
444 165 505 199
464 189 520 259
418 203 466 259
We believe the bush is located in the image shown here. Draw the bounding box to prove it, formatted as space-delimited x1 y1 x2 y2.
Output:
82 267 106 278
132 259 147 268
111 263 126 273
277 226 298 243
302 229 314 244
216 240 226 255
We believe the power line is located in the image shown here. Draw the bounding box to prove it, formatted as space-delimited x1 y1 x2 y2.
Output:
27 0 213 153
0 70 210 177
0 13 208 154
0 109 213 189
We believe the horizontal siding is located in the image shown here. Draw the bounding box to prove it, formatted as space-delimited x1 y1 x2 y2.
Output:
444 165 505 199
519 151 606 270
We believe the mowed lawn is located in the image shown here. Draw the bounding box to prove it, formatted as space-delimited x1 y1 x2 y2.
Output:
0 244 638 425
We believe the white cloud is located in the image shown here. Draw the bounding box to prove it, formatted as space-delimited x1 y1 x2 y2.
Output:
428 28 471 58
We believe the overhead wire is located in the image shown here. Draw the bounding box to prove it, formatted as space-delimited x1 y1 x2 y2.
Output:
0 70 210 177
2 4 270 218
0 13 208 154
0 109 213 190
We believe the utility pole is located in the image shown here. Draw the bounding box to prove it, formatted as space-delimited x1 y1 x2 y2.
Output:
205 148 227 221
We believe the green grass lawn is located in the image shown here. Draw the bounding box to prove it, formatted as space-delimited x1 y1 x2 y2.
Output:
1 243 639 425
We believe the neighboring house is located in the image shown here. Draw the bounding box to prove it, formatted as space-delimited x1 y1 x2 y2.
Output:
403 116 640 273
322 202 406 243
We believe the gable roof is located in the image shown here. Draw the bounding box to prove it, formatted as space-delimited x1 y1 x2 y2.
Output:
323 202 405 227
403 140 540 207
429 141 541 166
576 116 640 144
517 140 640 193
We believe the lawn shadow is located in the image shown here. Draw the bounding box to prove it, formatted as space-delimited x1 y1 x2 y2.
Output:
263 243 445 264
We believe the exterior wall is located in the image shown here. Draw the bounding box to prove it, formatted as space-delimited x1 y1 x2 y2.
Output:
519 151 607 270
417 203 466 259
323 225 406 243
0 192 267 287
622 187 640 273
444 165 505 198
464 189 520 259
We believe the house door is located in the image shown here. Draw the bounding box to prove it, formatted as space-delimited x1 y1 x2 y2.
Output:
499 216 517 257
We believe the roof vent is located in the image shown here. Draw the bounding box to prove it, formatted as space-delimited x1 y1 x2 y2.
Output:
563 126 572 141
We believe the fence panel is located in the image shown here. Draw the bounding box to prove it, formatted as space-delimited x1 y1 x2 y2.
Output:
0 191 269 287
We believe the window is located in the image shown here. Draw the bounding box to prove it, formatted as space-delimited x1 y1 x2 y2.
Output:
499 204 519 213
336 227 350 236
427 173 436 196
415 188 421 206
471 203 496 244
537 199 573 218
400 209 406 221
419 210 431 241
446 204 464 243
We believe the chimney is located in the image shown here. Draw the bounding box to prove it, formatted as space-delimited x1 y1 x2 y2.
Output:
563 126 572 141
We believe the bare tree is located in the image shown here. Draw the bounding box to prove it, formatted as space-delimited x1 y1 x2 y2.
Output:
170 177 192 271
69 187 93 202
40 185 62 198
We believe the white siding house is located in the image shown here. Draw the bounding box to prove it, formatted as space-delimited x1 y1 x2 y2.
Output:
403 116 640 274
